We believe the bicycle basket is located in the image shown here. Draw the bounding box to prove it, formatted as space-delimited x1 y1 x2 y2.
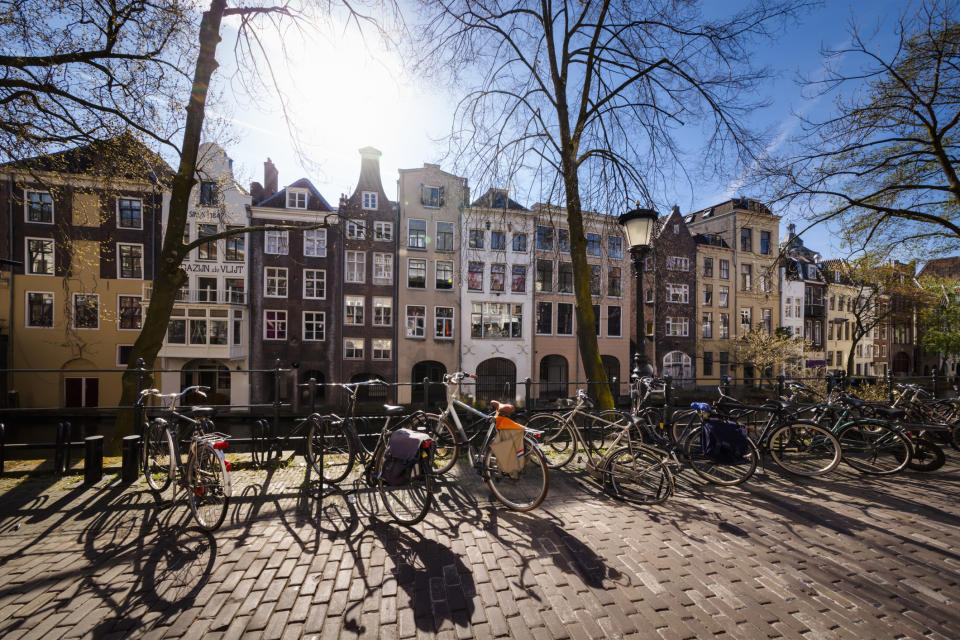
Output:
380 428 431 487
490 429 526 477
700 418 748 463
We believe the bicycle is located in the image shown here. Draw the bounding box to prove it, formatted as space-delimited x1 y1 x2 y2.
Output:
139 386 232 531
426 372 550 511
251 406 326 478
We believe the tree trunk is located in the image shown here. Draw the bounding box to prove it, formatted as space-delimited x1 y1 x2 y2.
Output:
113 0 227 451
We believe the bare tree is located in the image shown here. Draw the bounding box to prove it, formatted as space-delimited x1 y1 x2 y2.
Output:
412 0 803 408
761 0 960 256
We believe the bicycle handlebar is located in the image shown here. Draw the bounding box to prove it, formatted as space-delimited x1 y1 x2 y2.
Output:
137 385 209 406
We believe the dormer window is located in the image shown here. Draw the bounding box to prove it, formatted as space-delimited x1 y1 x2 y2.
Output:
199 181 219 206
362 191 378 210
286 189 307 209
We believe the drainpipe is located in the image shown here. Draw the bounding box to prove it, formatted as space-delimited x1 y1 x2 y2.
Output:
8 173 15 375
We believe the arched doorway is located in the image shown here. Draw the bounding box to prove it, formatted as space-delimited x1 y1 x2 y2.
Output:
62 358 98 408
539 355 568 401
662 351 693 386
892 351 911 375
476 358 516 405
298 370 326 410
181 360 230 405
601 355 620 397
411 361 447 409
350 373 388 402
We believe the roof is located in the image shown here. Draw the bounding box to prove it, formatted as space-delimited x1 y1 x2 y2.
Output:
919 257 960 279
1 133 174 184
470 188 527 211
693 233 730 249
686 197 774 224
255 177 333 211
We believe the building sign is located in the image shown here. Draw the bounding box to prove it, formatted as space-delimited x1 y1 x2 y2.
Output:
183 262 245 275
187 208 227 222
806 359 826 368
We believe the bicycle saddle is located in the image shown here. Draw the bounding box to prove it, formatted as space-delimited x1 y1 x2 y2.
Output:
872 406 905 420
190 406 216 417
490 400 516 416
766 399 793 411
383 404 405 416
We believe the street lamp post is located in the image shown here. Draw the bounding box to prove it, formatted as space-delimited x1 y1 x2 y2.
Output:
618 205 658 379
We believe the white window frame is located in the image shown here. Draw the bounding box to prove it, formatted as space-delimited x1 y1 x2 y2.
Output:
117 294 143 330
667 283 689 304
303 269 326 300
435 306 454 339
116 196 143 230
25 291 54 328
372 338 392 360
72 293 100 330
344 337 364 359
665 316 689 337
373 252 393 285
24 190 54 224
436 222 455 252
303 311 326 342
303 229 327 257
436 260 454 290
116 242 144 279
264 266 288 298
264 230 289 255
362 191 378 210
373 296 393 327
407 258 427 289
345 250 366 283
25 237 55 275
408 219 427 249
345 295 365 326
264 310 288 340
286 189 307 209
406 305 426 338
346 220 366 240
666 256 690 271
374 221 393 242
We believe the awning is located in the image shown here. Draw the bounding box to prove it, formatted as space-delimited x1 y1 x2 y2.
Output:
806 360 827 367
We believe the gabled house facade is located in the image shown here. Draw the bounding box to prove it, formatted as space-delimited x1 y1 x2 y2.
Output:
694 231 735 382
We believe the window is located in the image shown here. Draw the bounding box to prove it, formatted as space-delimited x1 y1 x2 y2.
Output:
470 302 522 338
703 284 713 306
408 220 426 249
646 321 654 336
608 237 623 260
344 337 364 359
814 322 823 345
719 351 729 377
304 312 325 341
374 221 393 242
468 261 483 290
199 181 219 206
828 322 835 341
72 294 98 329
26 238 54 275
536 226 553 251
827 351 834 366
117 198 142 229
469 229 484 249
512 233 527 252
511 265 526 293
762 309 772 334
407 258 426 288
197 224 217 261
719 313 730 339
436 260 454 289
557 303 573 335
758 269 772 293
666 256 690 271
703 352 714 376
703 257 714 278
345 251 365 283
362 191 378 210
740 228 753 252
740 307 752 332
196 277 217 302
741 263 752 291
490 263 506 291
373 297 393 326
536 259 553 292
265 267 287 297
491 231 506 250
436 222 454 251
719 259 730 279
373 339 392 360
421 185 443 208
665 316 689 337
344 296 365 325
644 257 653 271
590 265 602 296
558 262 573 293
167 310 186 343
784 297 792 318
593 304 601 336
645 288 654 304
286 190 307 209
119 295 142 329
346 220 366 239
118 243 143 279
586 233 601 257
667 284 689 303
26 292 53 327
373 253 393 285
536 302 552 335
760 231 771 255
303 229 326 257
304 269 326 299
702 312 714 338
607 306 621 337
26 190 53 223
226 225 245 261
406 305 426 338
265 230 289 255
226 278 245 303
117 345 134 367
435 307 454 339
607 267 622 297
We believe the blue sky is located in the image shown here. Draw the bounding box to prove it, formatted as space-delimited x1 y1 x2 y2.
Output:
218 0 909 260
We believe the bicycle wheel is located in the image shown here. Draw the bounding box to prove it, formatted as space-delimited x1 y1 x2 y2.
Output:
144 420 174 492
603 445 674 505
187 442 230 532
484 436 549 511
835 420 912 475
906 435 945 472
670 410 701 444
377 448 433 526
528 415 576 468
682 426 758 486
426 415 460 475
766 421 841 476
589 410 628 451
307 415 354 483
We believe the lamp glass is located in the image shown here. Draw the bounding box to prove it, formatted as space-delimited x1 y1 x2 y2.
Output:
623 216 653 247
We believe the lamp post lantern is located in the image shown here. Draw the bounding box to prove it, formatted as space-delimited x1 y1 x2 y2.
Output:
618 205 658 379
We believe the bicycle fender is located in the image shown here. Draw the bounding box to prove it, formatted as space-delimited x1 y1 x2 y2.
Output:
214 449 233 498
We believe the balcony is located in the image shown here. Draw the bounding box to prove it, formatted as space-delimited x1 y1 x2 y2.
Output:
804 303 825 318
144 285 247 305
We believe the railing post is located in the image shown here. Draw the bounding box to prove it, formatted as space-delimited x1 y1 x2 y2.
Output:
273 358 282 444
422 377 430 413
121 435 140 482
663 375 673 427
84 435 103 485
308 377 317 414
887 368 894 403
932 371 938 398
0 423 5 475
825 373 834 394
776 374 785 398
524 377 532 411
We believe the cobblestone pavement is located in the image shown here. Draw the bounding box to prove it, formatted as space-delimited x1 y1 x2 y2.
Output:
0 454 958 640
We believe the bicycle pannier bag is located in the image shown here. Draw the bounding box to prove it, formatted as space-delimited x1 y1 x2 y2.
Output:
380 428 431 486
490 417 527 477
700 418 749 463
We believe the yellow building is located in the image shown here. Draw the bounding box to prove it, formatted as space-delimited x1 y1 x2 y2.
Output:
0 137 169 408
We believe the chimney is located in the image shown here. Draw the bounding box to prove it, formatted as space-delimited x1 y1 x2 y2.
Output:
250 181 264 205
264 158 278 199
